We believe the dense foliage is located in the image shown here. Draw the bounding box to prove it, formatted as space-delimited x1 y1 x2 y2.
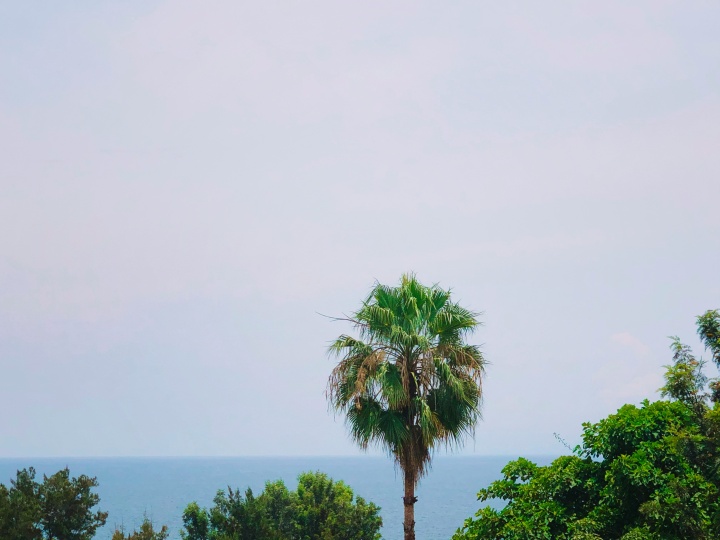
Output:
328 273 485 540
454 309 720 540
0 467 107 540
181 470 382 540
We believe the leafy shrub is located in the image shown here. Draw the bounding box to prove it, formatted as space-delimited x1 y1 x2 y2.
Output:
182 471 382 540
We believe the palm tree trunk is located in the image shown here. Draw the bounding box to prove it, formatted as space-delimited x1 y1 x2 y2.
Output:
403 470 417 540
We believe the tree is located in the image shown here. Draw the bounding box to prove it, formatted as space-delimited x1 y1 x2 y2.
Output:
0 467 107 540
697 309 720 365
292 471 382 540
327 273 486 540
112 517 169 540
454 398 720 540
697 309 720 402
181 471 381 540
0 468 42 540
454 311 720 540
38 468 108 540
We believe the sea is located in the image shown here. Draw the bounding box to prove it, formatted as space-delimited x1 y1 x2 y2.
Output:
0 455 554 539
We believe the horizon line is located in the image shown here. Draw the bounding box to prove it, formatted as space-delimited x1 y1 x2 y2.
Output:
0 453 560 460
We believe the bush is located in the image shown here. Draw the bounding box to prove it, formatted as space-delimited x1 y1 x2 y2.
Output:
182 470 382 540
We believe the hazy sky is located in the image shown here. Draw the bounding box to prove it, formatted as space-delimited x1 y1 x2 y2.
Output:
1 1 719 457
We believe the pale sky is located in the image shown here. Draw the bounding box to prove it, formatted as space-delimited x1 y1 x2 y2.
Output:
1 1 719 457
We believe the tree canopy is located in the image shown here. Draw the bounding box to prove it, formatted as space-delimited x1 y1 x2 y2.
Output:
454 309 720 540
0 467 107 540
181 470 382 540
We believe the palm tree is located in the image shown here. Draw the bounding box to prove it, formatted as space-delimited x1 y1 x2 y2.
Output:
327 274 486 540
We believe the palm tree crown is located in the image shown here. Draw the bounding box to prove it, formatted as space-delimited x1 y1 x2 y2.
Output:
327 274 485 540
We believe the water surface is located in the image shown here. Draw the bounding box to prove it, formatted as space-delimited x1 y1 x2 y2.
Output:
0 455 554 539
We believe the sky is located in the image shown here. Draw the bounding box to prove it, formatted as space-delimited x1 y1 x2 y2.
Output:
1 1 719 457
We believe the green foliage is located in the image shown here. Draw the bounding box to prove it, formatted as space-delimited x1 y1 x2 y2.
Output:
181 471 382 540
454 313 720 540
0 467 107 540
660 337 708 411
697 309 720 365
328 274 485 475
455 399 720 540
327 274 485 538
0 468 43 540
698 309 720 402
180 502 210 540
112 517 169 540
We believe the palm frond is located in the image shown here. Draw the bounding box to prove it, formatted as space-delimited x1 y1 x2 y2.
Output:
327 273 485 484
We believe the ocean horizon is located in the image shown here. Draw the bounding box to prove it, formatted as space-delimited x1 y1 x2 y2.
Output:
0 455 556 539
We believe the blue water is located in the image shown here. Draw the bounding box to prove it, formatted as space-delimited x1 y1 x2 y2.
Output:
0 456 554 539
